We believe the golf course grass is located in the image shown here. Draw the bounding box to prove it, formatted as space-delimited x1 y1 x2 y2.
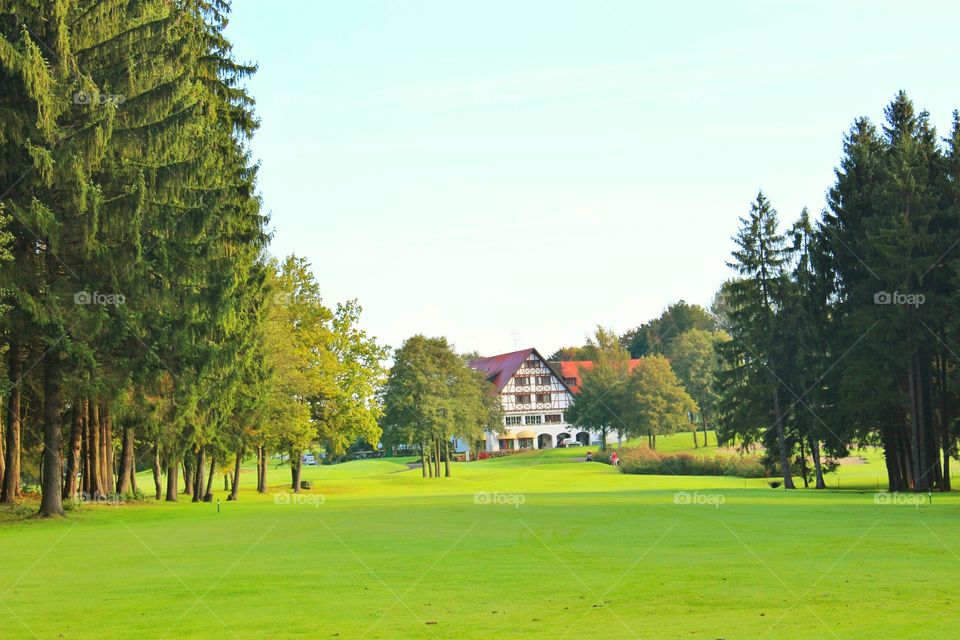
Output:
1 435 958 639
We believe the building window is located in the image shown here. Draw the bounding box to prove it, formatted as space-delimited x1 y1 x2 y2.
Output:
525 359 539 369
518 438 534 449
525 415 542 425
536 393 551 404
505 416 522 426
563 377 577 387
515 394 531 404
536 375 551 385
514 376 530 387
545 414 562 424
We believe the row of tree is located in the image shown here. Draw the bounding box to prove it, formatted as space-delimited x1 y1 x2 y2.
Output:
0 1 387 516
380 336 501 477
563 326 725 451
717 92 960 492
554 93 959 493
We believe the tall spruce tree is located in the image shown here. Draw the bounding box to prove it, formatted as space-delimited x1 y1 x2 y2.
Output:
718 192 796 488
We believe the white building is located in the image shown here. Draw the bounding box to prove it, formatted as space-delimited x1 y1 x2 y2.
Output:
468 348 613 451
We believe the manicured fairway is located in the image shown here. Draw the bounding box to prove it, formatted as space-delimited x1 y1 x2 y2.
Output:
1 438 958 639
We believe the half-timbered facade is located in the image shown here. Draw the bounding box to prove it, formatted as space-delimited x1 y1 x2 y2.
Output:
468 348 607 451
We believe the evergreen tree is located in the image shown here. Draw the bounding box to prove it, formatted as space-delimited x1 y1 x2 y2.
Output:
718 192 796 488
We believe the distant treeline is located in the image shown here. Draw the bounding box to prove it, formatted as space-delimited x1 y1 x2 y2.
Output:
557 92 960 493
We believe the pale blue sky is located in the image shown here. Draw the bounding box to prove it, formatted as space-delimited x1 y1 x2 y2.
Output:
228 0 960 356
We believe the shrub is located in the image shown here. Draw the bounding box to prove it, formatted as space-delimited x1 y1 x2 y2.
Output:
599 446 766 477
477 448 533 460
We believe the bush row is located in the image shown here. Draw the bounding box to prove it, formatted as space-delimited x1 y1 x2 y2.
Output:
475 448 534 460
593 447 766 477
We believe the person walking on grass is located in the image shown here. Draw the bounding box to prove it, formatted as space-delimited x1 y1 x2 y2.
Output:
585 451 593 462
610 451 619 467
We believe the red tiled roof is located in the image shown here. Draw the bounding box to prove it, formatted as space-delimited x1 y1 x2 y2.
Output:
557 359 643 393
468 348 535 392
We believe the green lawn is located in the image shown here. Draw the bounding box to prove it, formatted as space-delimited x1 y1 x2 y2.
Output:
1 435 958 639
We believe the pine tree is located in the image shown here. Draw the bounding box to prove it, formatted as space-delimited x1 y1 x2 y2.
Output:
718 192 795 488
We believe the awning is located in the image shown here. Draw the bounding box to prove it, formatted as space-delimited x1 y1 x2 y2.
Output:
516 430 536 439
498 433 517 439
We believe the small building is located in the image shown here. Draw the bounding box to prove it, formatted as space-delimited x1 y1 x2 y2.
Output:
467 348 618 451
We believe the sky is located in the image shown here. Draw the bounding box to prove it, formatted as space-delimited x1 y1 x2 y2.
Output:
226 0 960 357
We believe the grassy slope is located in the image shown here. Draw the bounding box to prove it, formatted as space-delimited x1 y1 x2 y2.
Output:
0 434 958 639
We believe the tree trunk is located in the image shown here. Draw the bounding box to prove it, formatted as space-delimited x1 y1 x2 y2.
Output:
772 387 795 489
103 406 114 493
942 435 952 492
937 352 952 491
64 401 83 499
919 354 940 489
165 460 178 501
882 423 907 491
692 429 698 448
129 439 138 493
900 426 915 491
182 453 194 496
810 436 825 489
255 445 263 492
205 453 216 499
799 435 809 488
2 343 22 503
38 345 64 517
444 441 451 478
81 399 91 496
419 443 426 478
0 408 4 492
292 457 302 494
228 446 242 500
91 400 104 496
116 425 135 494
700 409 710 447
256 445 267 493
152 442 162 500
908 355 926 491
192 447 205 502
95 402 108 494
